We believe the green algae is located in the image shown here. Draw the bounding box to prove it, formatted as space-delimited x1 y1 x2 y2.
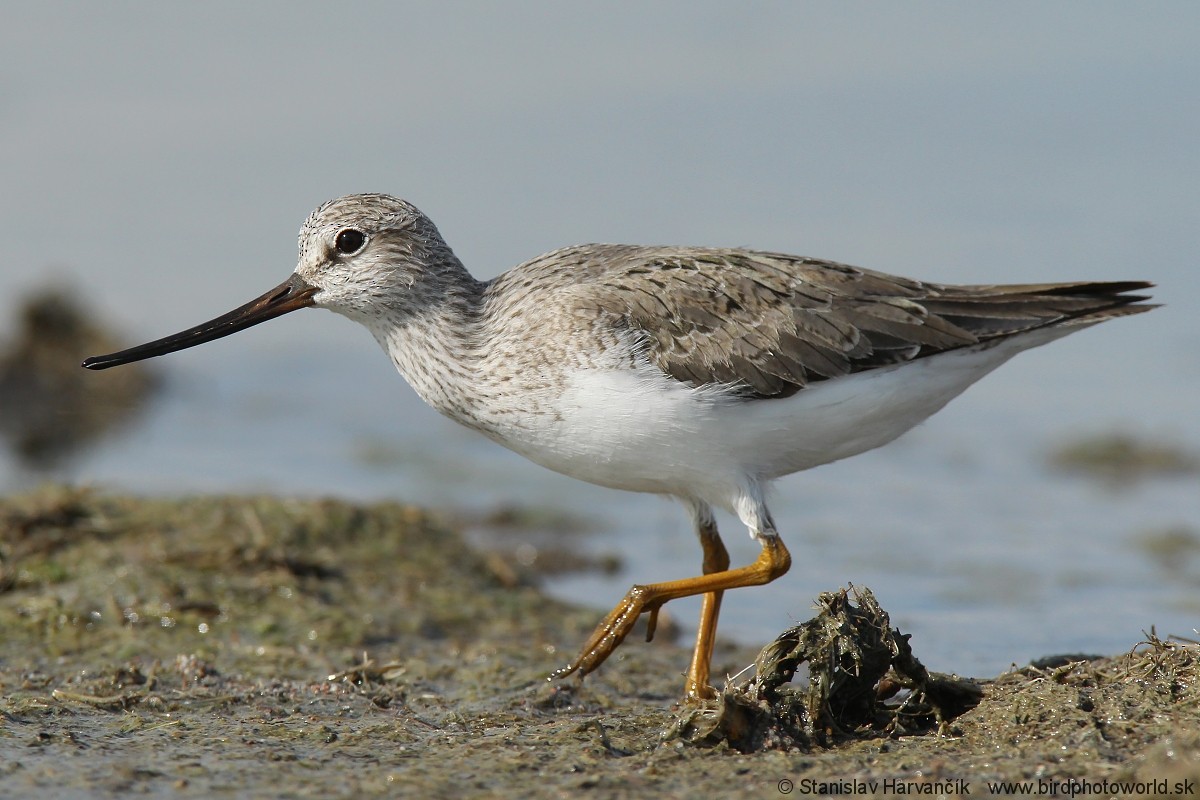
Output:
1049 432 1200 483
1 488 1197 798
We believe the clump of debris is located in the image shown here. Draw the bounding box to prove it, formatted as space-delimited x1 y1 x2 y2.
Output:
0 286 159 470
670 585 983 752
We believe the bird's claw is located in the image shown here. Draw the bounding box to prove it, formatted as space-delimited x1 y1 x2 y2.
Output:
644 606 660 642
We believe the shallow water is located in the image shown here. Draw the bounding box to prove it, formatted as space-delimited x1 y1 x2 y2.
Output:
9 307 1197 678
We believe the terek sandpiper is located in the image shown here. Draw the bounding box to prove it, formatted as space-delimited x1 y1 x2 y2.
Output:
83 194 1156 700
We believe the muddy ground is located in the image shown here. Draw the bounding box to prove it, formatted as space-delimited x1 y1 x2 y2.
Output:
1 487 1197 798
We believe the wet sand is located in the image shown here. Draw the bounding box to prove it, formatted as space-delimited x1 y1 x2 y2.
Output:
1 487 1197 797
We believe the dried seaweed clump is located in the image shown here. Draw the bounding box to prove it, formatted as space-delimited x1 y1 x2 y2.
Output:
670 586 982 752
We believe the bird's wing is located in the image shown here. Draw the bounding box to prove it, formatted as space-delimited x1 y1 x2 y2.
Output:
564 247 1153 398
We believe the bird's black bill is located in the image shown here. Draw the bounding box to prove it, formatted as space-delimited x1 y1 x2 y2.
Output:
81 274 318 370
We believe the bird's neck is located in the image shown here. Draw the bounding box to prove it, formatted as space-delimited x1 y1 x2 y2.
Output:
364 263 493 431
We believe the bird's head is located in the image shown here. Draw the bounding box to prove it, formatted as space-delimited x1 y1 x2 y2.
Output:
82 194 455 370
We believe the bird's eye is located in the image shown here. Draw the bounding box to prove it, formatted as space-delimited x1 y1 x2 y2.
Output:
335 228 366 255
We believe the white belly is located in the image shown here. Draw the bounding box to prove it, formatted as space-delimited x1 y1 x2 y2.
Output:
489 327 1073 509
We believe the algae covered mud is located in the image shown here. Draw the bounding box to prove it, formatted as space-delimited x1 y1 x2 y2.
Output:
1 488 1197 797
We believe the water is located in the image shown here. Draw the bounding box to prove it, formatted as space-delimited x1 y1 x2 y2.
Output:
12 307 1197 678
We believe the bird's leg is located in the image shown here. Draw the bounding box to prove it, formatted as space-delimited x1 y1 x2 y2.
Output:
552 531 791 697
643 504 727 653
686 510 731 700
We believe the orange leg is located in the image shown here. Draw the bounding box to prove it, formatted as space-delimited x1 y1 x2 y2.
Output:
553 533 791 699
686 517 730 700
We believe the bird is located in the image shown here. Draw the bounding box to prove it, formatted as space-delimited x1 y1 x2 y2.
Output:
83 193 1156 701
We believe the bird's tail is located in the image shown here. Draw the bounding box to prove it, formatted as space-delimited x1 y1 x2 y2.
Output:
922 280 1157 339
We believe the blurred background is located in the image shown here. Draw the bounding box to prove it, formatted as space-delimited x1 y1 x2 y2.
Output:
2 2 1197 674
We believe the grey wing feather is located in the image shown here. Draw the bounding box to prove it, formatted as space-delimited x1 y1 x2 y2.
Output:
563 246 1155 398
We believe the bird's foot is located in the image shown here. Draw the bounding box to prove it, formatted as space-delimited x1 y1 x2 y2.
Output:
551 584 661 681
